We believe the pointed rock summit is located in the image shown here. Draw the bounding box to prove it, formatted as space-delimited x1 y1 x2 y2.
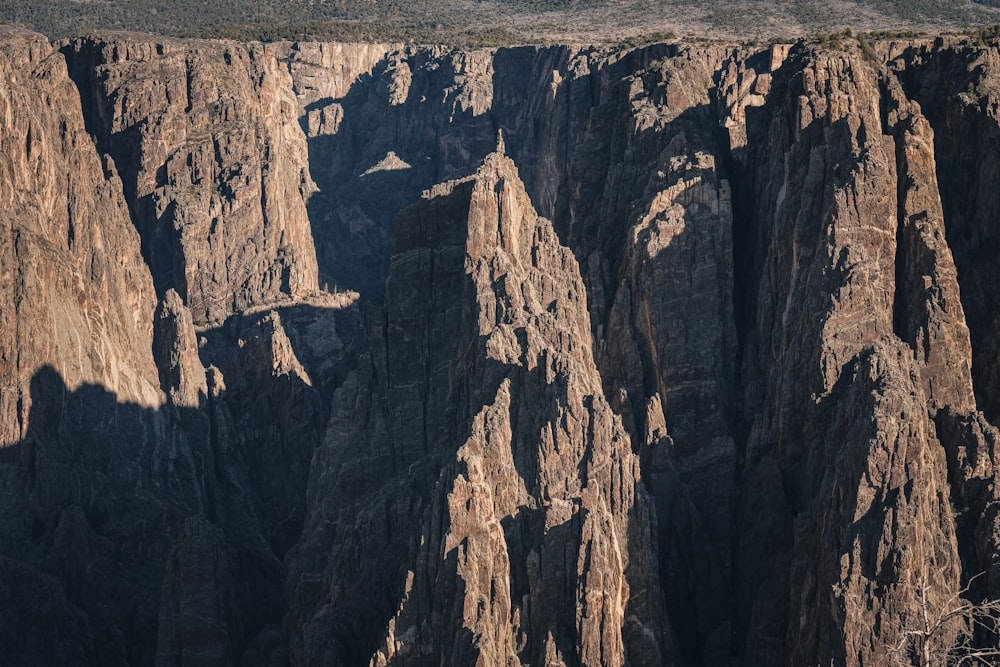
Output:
287 152 669 666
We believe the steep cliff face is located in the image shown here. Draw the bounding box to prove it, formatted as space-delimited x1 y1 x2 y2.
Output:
63 36 319 324
0 28 162 434
561 47 742 664
0 28 356 666
886 32 1000 639
888 38 1000 421
0 28 191 664
723 44 981 665
287 153 668 666
6 25 1000 667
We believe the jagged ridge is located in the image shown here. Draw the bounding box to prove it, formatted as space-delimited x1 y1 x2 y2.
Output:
2 25 1000 667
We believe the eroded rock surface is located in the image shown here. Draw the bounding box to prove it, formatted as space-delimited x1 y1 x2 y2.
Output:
64 36 319 324
5 26 1000 667
286 153 668 666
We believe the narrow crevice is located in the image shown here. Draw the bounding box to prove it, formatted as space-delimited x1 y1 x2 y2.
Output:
934 410 981 579
711 104 755 467
708 64 759 667
60 43 134 211
880 70 924 360
184 56 195 115
711 47 803 666
891 130 910 346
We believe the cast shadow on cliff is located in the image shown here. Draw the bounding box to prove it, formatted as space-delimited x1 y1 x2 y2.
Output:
0 365 209 666
0 365 293 666
569 58 890 660
300 43 681 305
200 296 368 403
557 93 739 665
489 44 682 229
190 296 368 560
59 44 179 302
890 45 1000 426
301 54 496 301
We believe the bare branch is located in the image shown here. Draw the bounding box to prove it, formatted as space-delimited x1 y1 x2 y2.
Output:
885 563 1000 667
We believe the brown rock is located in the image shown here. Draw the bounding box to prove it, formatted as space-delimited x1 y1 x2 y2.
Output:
788 338 962 665
154 288 208 408
578 50 740 664
889 39 1000 425
288 154 669 666
0 29 162 430
64 36 319 323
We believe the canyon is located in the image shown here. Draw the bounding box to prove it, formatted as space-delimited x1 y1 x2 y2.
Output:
2 23 1000 666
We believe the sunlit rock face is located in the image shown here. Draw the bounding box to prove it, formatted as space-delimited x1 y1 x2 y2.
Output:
3 26 1000 666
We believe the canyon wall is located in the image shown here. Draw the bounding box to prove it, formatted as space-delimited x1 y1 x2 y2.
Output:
3 24 1000 666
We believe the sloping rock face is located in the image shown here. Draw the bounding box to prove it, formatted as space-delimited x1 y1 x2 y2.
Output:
7 25 1000 667
155 516 240 666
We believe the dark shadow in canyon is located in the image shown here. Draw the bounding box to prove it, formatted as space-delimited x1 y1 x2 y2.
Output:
194 298 367 557
0 295 364 664
300 53 493 302
60 43 182 302
0 366 228 666
891 45 1000 426
554 84 743 664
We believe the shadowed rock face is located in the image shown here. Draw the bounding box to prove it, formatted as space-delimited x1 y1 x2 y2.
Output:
286 153 668 666
6 25 1000 667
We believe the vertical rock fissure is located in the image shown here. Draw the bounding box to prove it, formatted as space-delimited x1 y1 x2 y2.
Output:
184 56 195 115
711 103 759 667
713 103 755 466
891 107 910 346
892 46 1000 425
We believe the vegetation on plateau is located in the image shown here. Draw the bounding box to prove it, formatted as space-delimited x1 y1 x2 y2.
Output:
3 0 1000 46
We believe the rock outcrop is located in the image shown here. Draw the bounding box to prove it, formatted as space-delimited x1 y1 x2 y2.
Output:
6 25 1000 667
286 153 669 665
154 288 208 408
64 36 319 324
